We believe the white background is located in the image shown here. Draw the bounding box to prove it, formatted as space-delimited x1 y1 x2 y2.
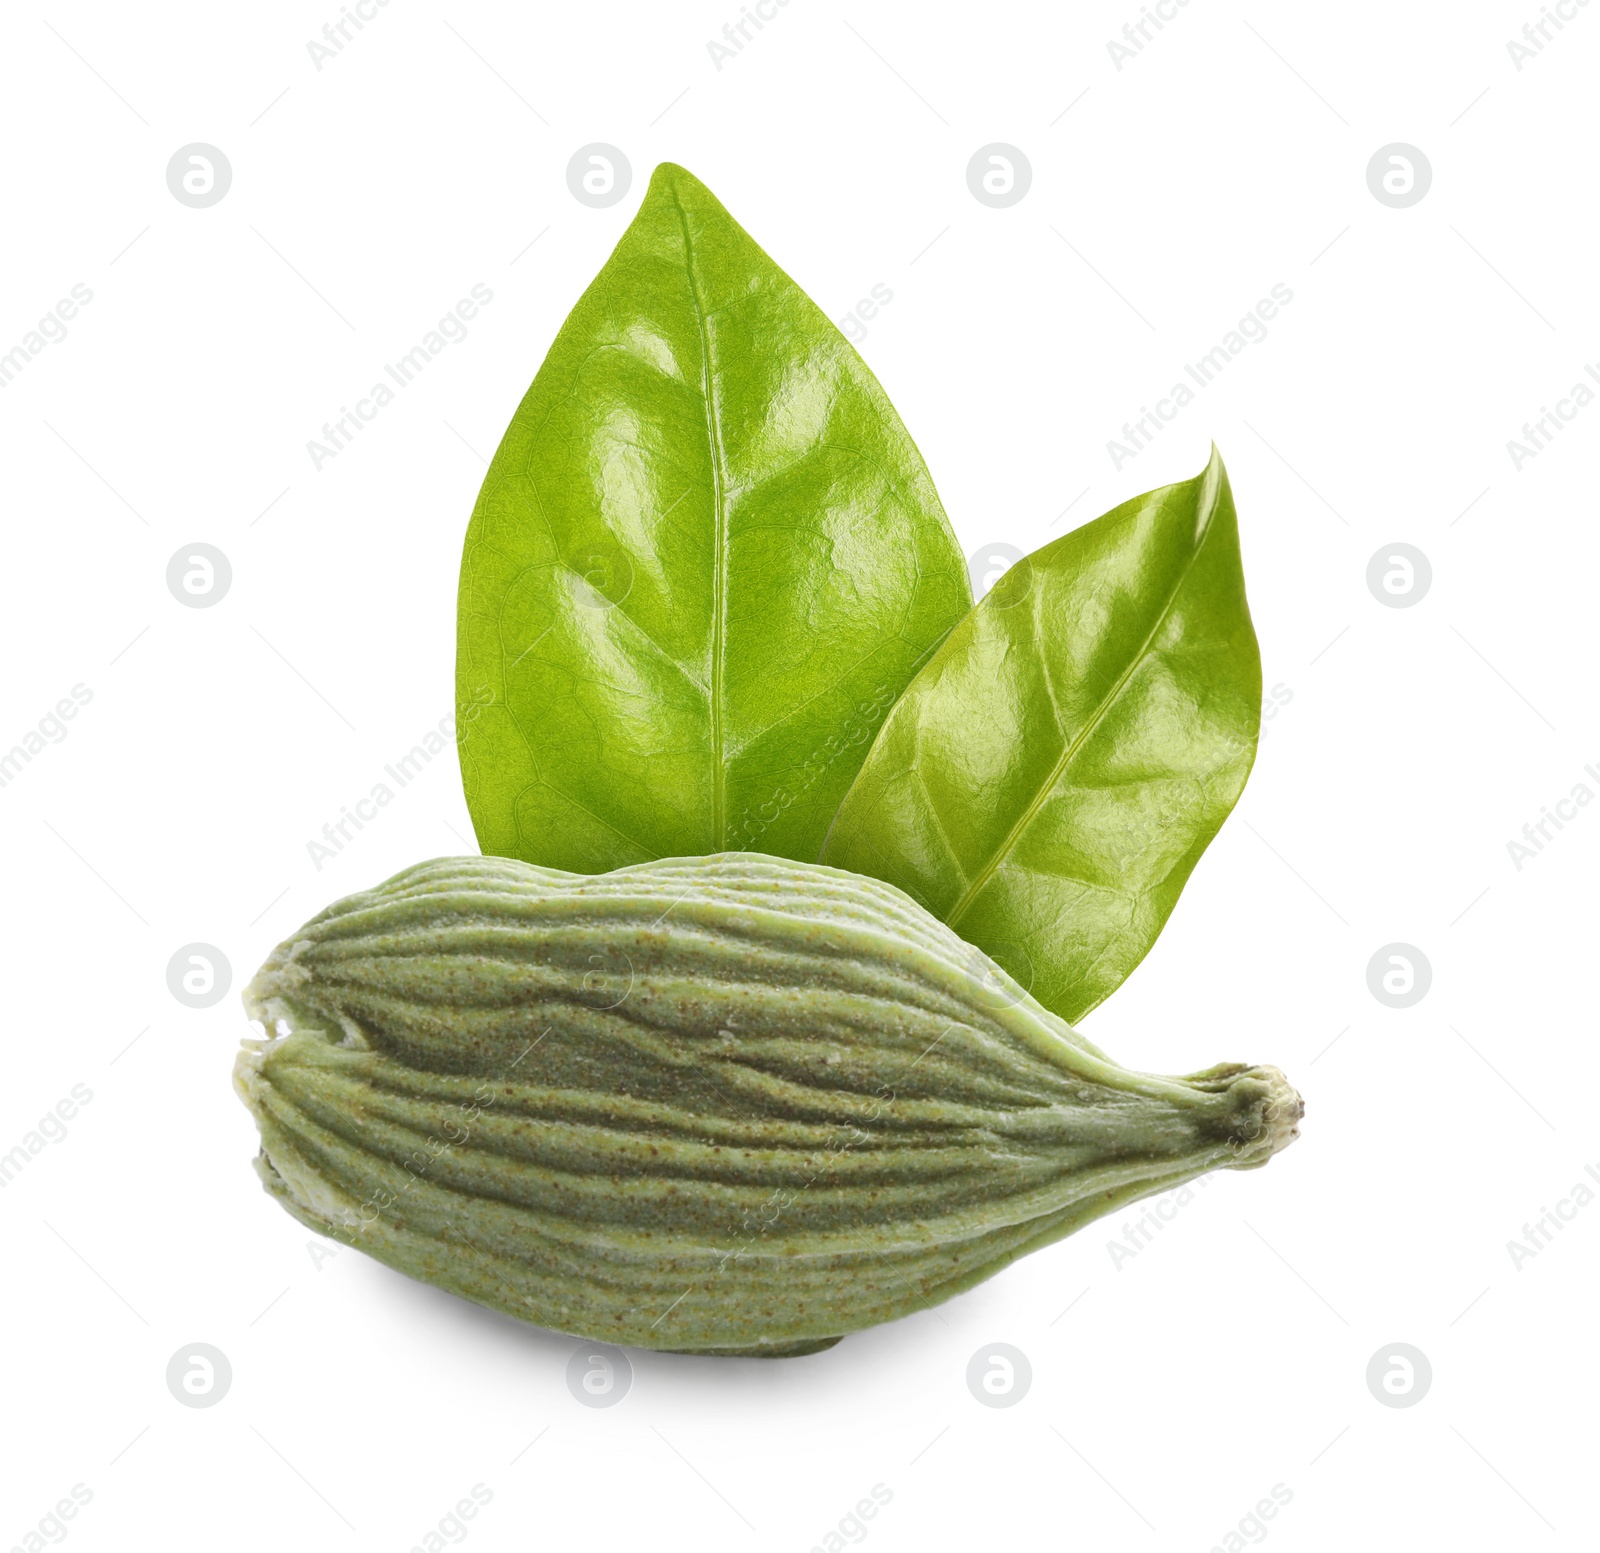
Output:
2 2 1595 1549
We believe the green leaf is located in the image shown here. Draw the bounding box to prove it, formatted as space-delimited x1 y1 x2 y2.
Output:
456 163 970 873
820 448 1261 1024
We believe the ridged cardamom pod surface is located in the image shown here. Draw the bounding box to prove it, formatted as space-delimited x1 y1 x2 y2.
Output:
234 854 1301 1356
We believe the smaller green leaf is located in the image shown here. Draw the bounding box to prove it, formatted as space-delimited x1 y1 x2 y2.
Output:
820 447 1261 1025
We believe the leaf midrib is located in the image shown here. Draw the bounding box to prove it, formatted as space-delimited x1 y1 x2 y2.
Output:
670 185 731 849
944 490 1217 932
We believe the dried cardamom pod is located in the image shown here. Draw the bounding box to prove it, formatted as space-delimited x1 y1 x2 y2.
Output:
235 854 1300 1355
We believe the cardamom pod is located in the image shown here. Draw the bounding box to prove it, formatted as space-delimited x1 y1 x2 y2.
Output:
234 854 1301 1356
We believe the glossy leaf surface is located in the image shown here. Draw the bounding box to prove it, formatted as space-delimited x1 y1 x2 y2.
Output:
457 163 970 872
821 449 1261 1024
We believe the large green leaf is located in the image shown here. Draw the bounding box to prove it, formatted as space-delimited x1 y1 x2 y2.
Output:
820 448 1261 1024
457 163 970 872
